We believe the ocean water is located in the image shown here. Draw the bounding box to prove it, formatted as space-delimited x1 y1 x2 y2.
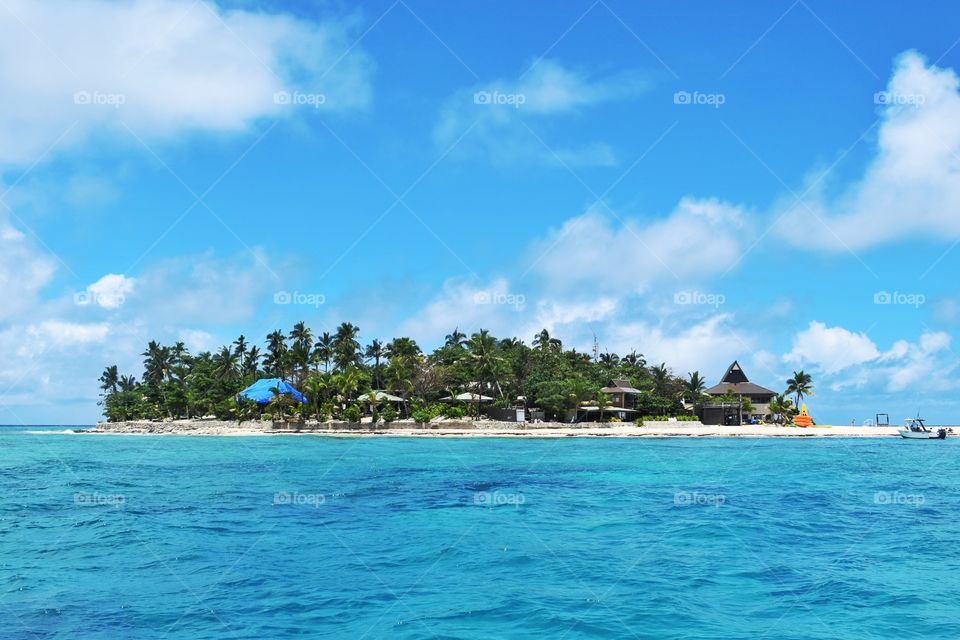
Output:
2 429 960 639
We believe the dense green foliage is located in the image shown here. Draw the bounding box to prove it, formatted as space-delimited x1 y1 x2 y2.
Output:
99 324 694 422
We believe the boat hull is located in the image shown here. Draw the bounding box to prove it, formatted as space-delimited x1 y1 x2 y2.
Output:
899 428 947 439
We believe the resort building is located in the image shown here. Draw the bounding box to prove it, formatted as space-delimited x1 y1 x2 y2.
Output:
575 379 642 422
701 361 776 425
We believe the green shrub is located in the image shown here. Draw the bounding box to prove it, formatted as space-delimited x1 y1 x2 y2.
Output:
442 405 466 419
411 409 432 424
343 404 362 423
381 405 397 423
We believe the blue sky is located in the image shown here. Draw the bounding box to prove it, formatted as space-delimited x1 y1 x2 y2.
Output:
2 0 960 424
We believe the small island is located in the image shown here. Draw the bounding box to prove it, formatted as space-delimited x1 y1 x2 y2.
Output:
92 322 900 437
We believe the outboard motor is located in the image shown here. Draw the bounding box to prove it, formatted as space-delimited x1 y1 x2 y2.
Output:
938 428 947 439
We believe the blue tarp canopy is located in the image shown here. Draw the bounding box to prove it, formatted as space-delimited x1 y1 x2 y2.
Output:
238 378 306 406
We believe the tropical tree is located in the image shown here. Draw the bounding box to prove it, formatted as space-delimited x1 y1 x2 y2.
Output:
650 363 671 397
365 339 386 389
533 328 562 352
467 329 503 416
769 394 796 424
785 370 814 409
99 365 119 395
333 323 361 371
444 327 467 349
314 332 334 374
683 371 707 412
263 330 288 379
289 321 314 384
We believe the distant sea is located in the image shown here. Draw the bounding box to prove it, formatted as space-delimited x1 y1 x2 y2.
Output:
3 429 959 639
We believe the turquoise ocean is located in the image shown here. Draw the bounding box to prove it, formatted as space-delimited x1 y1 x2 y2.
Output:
3 428 960 638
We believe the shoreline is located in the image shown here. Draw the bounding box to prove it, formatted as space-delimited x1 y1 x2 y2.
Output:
79 419 912 438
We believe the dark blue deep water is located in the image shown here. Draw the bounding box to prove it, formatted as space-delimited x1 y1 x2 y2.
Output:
2 430 960 638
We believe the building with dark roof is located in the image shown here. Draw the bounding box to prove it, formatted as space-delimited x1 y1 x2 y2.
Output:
701 361 777 425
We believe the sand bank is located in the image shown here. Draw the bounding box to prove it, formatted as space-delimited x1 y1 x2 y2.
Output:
83 419 908 438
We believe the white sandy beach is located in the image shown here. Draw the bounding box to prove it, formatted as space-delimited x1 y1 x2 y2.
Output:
82 419 912 438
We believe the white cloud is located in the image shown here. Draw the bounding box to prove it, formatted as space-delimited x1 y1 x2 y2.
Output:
777 50 960 250
84 273 135 309
784 321 880 374
0 218 56 321
782 322 960 394
603 314 744 380
0 0 373 166
529 197 747 294
434 60 649 166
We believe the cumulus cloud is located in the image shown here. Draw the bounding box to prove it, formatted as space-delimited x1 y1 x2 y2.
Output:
529 196 747 294
83 273 135 309
0 219 56 321
434 59 649 166
0 0 373 166
776 50 960 250
784 321 881 374
783 321 959 394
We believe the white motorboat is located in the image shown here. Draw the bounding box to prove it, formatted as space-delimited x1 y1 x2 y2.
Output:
898 417 948 440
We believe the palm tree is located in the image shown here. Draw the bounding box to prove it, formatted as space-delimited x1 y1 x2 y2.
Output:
333 322 361 371
785 370 814 409
314 332 334 374
386 336 421 361
769 394 796 424
213 346 240 382
444 327 467 348
468 329 503 417
302 373 329 421
141 341 172 384
365 339 386 389
244 346 260 377
99 365 119 395
264 330 288 379
289 321 313 384
650 363 670 397
233 335 248 370
533 328 561 352
118 375 138 392
683 371 707 407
